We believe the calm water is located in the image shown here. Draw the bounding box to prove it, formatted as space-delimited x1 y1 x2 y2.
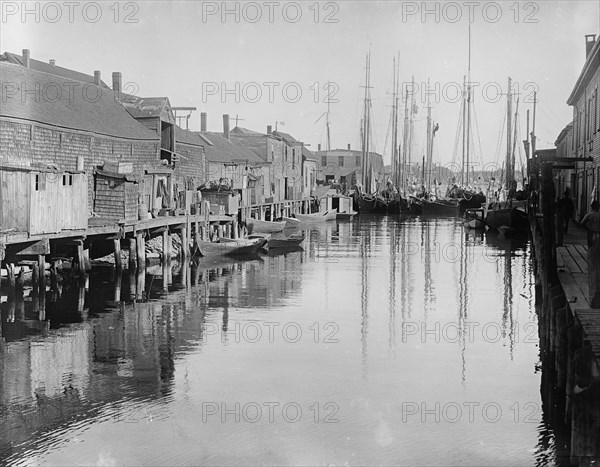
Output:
0 215 560 466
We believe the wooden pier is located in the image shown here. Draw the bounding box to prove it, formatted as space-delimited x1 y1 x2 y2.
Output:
530 189 600 464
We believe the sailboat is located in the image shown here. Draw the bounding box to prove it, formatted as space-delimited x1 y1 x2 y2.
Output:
484 77 528 233
420 88 460 216
354 51 379 213
387 53 402 214
448 25 486 213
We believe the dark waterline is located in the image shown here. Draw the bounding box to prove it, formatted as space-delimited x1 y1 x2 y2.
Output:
0 215 562 466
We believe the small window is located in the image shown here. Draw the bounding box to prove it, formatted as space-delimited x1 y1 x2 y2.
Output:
339 156 344 167
35 173 46 191
355 156 360 166
62 174 73 186
321 156 327 167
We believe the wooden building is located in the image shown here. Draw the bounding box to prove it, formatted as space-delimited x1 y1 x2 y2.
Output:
0 164 87 235
93 168 140 222
302 146 318 198
314 146 385 188
0 53 163 222
566 34 600 220
198 114 271 207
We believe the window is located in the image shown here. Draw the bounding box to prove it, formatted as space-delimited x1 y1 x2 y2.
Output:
322 156 327 167
34 173 46 191
355 155 360 167
338 156 344 167
62 174 73 186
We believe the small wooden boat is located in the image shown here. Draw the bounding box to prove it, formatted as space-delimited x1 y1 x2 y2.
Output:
268 232 305 249
293 210 337 223
197 237 267 258
463 208 485 229
247 218 286 234
421 198 460 216
281 216 301 229
337 210 357 220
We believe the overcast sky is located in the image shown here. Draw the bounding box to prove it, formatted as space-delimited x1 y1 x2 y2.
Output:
2 1 599 170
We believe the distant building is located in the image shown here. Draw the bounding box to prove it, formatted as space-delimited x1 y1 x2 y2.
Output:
314 146 385 189
230 125 301 202
198 114 271 206
566 34 600 219
302 146 318 198
554 122 574 203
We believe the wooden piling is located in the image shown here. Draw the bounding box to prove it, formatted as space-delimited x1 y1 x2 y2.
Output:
589 232 600 308
6 263 15 288
32 261 40 291
128 238 137 270
136 232 146 267
37 255 45 288
76 242 85 273
181 225 188 260
162 230 171 263
113 239 122 269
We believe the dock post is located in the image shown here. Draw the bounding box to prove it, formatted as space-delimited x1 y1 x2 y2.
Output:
541 163 558 286
163 230 171 263
6 263 15 288
217 224 224 239
76 242 85 273
589 232 600 307
232 219 239 239
83 248 91 272
128 238 137 270
32 261 40 292
113 239 122 269
37 255 45 288
136 232 146 268
181 225 188 260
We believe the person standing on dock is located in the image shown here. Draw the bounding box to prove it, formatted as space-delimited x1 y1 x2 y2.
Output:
557 189 575 235
581 200 600 307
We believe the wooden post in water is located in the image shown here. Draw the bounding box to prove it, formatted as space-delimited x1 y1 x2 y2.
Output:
76 241 85 273
181 225 188 260
232 219 239 239
136 232 146 267
163 230 171 263
589 232 600 308
217 224 224 239
37 255 45 288
128 238 137 270
113 239 122 269
6 263 15 288
32 261 40 292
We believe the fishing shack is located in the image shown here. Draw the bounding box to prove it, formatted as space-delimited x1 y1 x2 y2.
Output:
0 164 87 235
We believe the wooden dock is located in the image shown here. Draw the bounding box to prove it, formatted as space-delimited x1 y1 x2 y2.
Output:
531 213 600 465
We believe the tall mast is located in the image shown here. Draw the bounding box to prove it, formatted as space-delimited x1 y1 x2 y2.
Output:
326 94 331 150
465 24 472 186
506 77 513 190
426 79 432 192
461 75 467 186
402 85 409 191
511 98 520 186
392 52 400 188
408 75 415 182
361 53 369 189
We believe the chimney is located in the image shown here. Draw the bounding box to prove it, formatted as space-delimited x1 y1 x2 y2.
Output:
200 112 207 132
267 125 272 134
94 70 101 86
112 72 122 92
22 49 30 68
586 34 597 56
223 114 230 140
49 59 55 66
347 143 351 150
318 144 322 151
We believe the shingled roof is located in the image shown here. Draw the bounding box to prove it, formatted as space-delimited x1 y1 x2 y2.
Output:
176 125 205 147
0 62 160 141
198 132 266 165
0 51 111 88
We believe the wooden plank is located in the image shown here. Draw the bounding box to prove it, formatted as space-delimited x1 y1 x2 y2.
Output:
12 238 51 256
557 247 582 273
566 245 588 274
572 272 590 302
559 270 590 310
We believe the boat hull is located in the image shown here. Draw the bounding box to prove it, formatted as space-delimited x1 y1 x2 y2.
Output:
268 233 305 248
294 210 337 222
485 205 528 232
421 199 460 216
247 219 286 234
197 238 267 258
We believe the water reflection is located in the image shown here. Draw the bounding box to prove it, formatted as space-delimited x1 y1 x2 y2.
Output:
0 217 557 465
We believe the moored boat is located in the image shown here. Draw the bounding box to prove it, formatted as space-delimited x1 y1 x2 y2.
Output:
421 198 459 216
197 237 267 258
268 232 305 249
280 216 301 229
247 218 286 234
463 208 485 229
294 210 337 223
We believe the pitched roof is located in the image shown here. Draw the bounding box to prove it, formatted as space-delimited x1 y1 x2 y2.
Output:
272 130 301 144
302 146 318 162
176 125 205 147
120 95 173 121
197 132 265 164
230 126 264 136
0 62 160 141
0 51 111 88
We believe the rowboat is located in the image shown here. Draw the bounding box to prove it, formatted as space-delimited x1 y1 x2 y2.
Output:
281 216 301 229
293 210 337 223
197 237 267 258
337 210 357 220
463 208 485 229
268 232 305 249
421 198 460 216
247 218 286 234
